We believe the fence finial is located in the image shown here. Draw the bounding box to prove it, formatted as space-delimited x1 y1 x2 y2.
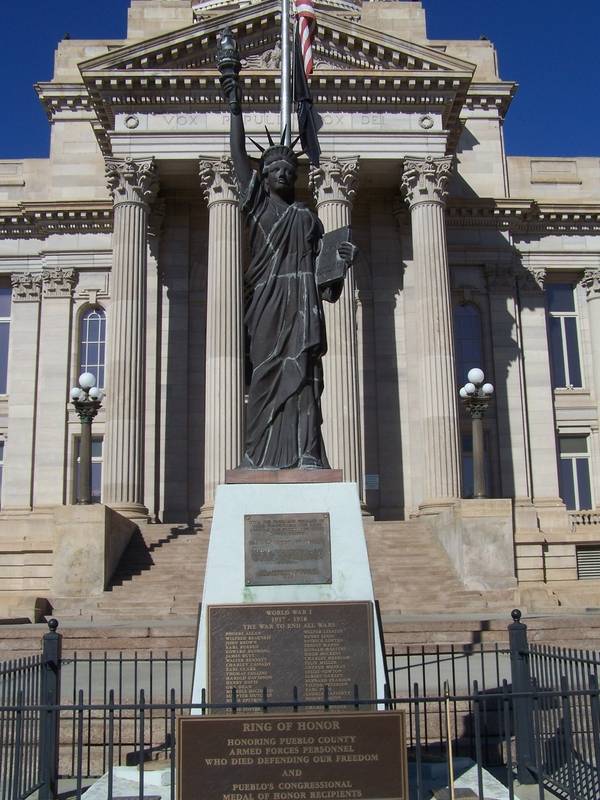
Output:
511 608 522 623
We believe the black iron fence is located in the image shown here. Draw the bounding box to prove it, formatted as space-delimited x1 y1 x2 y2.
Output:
2 611 600 800
0 654 43 800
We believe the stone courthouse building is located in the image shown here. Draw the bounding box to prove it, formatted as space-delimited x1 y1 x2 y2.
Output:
1 0 600 620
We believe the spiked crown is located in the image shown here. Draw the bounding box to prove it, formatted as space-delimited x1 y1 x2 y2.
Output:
248 127 302 174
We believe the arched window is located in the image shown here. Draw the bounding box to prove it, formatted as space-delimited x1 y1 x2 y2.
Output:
79 307 106 389
453 303 483 384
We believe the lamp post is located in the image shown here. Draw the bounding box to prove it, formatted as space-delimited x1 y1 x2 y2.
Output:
70 372 104 505
459 368 494 499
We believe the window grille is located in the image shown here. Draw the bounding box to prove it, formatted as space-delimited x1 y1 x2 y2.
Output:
576 545 600 580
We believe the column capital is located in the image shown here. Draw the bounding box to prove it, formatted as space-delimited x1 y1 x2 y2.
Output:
309 156 360 208
105 156 159 208
42 268 77 299
199 156 238 205
581 269 600 300
11 271 42 302
517 267 546 292
400 156 453 208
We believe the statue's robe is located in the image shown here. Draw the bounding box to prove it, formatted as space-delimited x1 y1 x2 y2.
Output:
239 171 336 469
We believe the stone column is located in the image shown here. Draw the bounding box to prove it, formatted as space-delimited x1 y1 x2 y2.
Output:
2 273 42 510
103 157 158 518
199 156 244 508
516 268 563 519
310 156 362 490
485 265 531 499
581 270 600 407
144 200 166 522
33 268 77 508
400 156 461 503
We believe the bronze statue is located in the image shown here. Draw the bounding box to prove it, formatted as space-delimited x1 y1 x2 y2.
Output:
220 45 355 471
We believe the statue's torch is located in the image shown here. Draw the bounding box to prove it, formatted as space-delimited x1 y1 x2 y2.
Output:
217 28 242 115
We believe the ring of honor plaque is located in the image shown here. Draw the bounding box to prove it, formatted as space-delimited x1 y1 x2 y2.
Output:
244 513 332 586
177 711 408 800
207 602 376 706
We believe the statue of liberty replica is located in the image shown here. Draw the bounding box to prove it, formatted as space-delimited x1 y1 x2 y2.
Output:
218 24 355 472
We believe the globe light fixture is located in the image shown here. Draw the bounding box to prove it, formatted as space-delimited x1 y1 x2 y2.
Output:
458 368 495 499
69 372 105 505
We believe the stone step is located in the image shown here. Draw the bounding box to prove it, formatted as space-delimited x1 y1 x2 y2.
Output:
5 611 600 661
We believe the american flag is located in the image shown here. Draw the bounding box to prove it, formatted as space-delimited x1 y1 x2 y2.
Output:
295 0 316 75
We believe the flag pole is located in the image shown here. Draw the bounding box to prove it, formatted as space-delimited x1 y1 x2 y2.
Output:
280 0 292 145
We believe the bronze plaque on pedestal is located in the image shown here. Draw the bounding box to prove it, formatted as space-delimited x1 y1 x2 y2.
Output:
207 601 376 705
177 711 408 800
244 513 332 586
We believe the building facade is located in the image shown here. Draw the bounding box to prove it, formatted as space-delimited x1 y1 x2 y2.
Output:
1 0 600 613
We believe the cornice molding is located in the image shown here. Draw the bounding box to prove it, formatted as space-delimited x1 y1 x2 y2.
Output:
0 202 113 240
463 82 517 120
35 83 91 121
446 199 600 233
74 0 473 154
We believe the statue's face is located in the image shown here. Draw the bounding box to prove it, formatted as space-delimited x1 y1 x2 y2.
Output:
263 160 297 196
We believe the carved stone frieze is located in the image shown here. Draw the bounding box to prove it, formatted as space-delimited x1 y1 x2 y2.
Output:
581 269 600 300
516 267 546 292
11 272 43 302
105 157 159 207
400 156 453 208
309 156 360 207
199 156 239 205
42 268 77 299
242 40 281 70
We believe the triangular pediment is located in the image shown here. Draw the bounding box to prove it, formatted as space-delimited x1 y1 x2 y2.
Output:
79 0 475 76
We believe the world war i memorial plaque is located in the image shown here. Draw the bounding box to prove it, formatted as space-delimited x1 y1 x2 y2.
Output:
207 602 376 704
244 513 332 586
178 711 408 800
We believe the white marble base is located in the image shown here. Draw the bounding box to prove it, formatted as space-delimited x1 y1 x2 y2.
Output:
423 759 522 800
191 481 386 705
83 766 173 799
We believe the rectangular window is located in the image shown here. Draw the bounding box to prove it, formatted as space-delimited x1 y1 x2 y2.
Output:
558 435 592 510
547 283 582 389
0 286 11 395
74 436 103 503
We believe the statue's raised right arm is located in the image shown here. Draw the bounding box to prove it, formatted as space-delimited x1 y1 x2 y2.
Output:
220 74 252 191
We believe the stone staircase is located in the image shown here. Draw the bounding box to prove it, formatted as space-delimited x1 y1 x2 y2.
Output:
8 516 600 660
48 521 210 624
364 519 517 614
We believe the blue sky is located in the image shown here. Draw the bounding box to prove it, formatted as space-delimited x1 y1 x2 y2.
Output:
1 0 598 159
